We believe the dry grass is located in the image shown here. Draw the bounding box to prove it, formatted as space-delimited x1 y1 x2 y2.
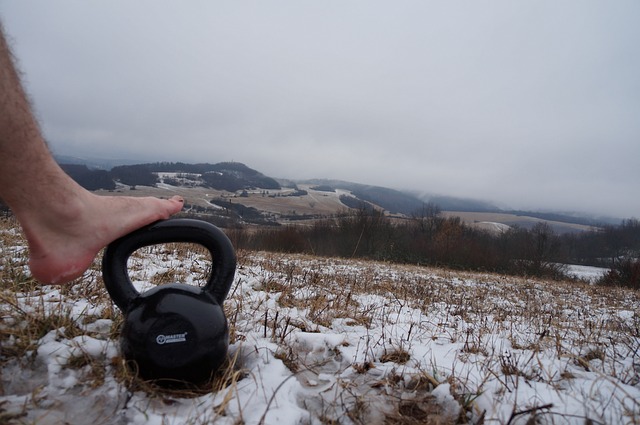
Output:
228 253 639 423
1 216 639 424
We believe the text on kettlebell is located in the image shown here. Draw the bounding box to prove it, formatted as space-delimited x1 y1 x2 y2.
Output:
156 332 188 345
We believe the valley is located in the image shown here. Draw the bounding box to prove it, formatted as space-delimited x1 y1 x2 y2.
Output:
96 182 598 234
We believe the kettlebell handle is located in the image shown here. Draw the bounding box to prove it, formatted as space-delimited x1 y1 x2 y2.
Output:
102 218 236 312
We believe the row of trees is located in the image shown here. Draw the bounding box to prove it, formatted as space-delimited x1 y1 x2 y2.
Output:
562 218 640 267
64 162 282 192
224 206 639 289
60 164 116 190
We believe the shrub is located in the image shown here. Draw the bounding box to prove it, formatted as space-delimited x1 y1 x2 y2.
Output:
598 258 640 290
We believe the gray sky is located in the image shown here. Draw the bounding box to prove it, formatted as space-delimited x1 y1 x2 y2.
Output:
3 1 639 218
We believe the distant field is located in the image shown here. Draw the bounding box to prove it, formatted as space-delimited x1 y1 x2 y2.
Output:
95 184 231 210
96 184 352 217
225 186 351 216
441 211 597 234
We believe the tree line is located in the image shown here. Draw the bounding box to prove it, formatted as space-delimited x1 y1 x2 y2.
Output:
224 205 640 289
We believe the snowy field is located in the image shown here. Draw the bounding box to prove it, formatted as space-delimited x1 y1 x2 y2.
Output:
1 218 639 424
564 264 609 283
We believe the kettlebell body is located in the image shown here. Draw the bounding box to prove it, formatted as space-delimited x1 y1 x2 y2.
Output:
102 219 236 386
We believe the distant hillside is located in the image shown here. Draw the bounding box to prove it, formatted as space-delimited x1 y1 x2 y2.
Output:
204 162 280 190
56 157 617 228
55 154 143 170
58 160 281 193
416 194 620 226
299 179 423 215
110 164 158 187
59 164 116 191
419 194 498 212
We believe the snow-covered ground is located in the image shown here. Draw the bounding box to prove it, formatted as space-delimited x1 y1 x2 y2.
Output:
565 264 609 283
1 223 638 424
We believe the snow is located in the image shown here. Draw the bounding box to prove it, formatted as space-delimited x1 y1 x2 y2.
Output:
564 264 609 283
156 183 179 190
475 221 512 233
1 240 639 424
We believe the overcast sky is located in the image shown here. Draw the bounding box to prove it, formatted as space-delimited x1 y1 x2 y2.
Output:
2 1 639 218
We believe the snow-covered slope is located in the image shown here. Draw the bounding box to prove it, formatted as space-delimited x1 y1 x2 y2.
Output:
1 223 638 424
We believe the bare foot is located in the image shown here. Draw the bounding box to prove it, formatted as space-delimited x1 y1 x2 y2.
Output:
22 193 184 284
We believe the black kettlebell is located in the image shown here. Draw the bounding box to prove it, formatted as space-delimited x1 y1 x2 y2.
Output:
102 218 236 386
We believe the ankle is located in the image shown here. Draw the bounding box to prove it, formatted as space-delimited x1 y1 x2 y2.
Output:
18 183 92 241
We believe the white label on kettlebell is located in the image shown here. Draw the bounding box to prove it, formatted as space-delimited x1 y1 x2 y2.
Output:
156 332 188 345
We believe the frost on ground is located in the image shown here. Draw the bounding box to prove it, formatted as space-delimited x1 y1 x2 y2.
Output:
1 218 639 425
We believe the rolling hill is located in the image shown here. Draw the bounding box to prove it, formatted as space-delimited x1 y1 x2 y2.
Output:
57 158 614 232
